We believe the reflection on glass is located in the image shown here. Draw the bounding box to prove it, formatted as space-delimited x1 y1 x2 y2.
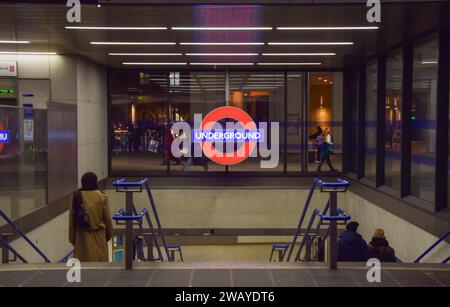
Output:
287 73 303 172
308 73 342 172
349 70 359 173
365 62 378 181
169 72 226 173
448 77 450 208
110 71 169 174
228 72 284 172
411 37 438 203
385 51 403 190
0 104 47 225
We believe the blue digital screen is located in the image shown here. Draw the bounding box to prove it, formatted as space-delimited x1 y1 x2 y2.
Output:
0 130 10 143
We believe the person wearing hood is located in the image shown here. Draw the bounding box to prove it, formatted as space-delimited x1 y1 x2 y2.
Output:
338 221 370 262
69 172 113 262
368 228 396 262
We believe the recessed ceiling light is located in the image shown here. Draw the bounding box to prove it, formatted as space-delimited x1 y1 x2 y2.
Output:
0 51 56 55
172 27 272 31
180 42 264 46
276 26 379 30
262 53 335 56
190 63 255 66
67 26 167 30
109 53 182 56
0 40 30 44
257 63 322 66
249 74 284 77
91 42 176 45
268 42 353 45
186 53 259 56
123 62 188 65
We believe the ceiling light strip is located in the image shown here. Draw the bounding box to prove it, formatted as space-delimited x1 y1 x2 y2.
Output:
66 26 167 30
268 42 353 45
0 40 30 44
123 62 188 65
190 63 255 66
277 26 379 30
257 63 322 66
186 53 259 56
0 51 56 55
92 42 176 45
172 27 272 31
262 53 335 56
109 53 182 56
180 42 264 46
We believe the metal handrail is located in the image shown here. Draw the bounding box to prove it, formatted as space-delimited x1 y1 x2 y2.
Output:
317 208 351 221
59 249 74 263
113 208 148 221
414 230 450 263
113 178 148 187
0 209 50 263
286 181 317 262
313 177 350 192
0 234 28 263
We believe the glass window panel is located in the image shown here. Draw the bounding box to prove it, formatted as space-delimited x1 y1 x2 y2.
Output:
287 73 303 172
365 61 378 181
385 51 403 190
110 70 169 175
308 72 342 172
228 72 284 172
411 37 438 202
169 72 226 173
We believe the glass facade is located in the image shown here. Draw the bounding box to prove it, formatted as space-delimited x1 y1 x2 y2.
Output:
349 69 360 175
228 72 284 172
365 62 378 181
411 37 438 203
384 51 403 190
448 77 450 208
0 103 48 225
287 73 303 172
109 70 345 175
308 72 343 172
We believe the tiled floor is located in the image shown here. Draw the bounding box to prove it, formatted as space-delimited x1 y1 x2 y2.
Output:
1 263 449 287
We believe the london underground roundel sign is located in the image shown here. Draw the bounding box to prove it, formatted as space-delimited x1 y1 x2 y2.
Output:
199 106 258 166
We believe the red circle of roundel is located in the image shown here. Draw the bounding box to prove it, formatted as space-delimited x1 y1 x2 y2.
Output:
0 121 4 154
200 106 257 166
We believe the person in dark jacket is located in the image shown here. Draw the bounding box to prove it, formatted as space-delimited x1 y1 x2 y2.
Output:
368 228 396 262
338 221 370 262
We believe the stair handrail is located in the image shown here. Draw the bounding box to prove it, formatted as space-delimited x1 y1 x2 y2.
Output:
0 209 50 263
59 249 74 263
414 230 450 263
286 181 317 261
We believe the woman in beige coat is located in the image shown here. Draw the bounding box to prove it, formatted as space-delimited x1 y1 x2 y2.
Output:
69 172 113 262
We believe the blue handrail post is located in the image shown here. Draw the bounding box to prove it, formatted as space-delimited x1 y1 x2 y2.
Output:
329 189 338 269
312 178 350 270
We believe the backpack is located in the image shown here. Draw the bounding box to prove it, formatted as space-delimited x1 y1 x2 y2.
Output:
72 190 90 229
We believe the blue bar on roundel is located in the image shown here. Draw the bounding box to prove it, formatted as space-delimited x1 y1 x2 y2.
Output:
0 130 10 143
